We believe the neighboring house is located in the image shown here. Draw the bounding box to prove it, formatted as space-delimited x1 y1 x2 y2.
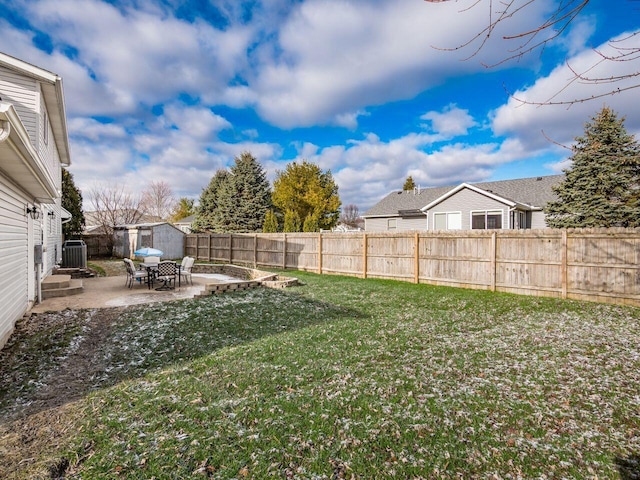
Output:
113 222 185 260
0 52 71 348
173 214 195 234
362 175 563 232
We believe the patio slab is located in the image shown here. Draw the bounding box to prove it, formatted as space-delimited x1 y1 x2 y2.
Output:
30 275 208 313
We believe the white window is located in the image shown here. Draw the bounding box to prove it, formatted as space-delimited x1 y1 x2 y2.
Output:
471 210 503 230
387 218 397 230
433 212 461 230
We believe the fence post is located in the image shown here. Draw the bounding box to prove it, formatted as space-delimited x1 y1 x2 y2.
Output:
228 234 233 264
414 232 420 284
254 234 258 268
362 233 368 279
282 233 287 270
207 235 211 262
561 230 568 299
318 233 323 274
490 232 497 292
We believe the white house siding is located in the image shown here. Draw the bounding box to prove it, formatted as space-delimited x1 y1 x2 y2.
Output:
0 174 31 347
0 65 38 145
364 216 399 232
399 216 428 230
38 92 62 190
43 201 62 275
428 188 509 230
531 211 547 229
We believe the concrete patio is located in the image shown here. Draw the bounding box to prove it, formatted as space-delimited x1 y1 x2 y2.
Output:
31 274 209 313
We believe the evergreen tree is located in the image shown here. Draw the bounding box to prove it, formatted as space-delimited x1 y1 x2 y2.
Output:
216 152 272 232
283 210 302 232
192 170 229 232
302 211 320 232
272 160 341 231
546 107 640 228
61 169 85 239
263 210 279 233
403 176 416 191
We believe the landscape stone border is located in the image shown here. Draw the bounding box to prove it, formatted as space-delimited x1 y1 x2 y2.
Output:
191 263 298 296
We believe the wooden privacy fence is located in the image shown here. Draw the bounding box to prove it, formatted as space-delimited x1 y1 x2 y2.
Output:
185 229 640 307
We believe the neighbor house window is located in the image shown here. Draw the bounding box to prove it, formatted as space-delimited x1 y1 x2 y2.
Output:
387 218 397 230
433 212 462 230
472 210 503 229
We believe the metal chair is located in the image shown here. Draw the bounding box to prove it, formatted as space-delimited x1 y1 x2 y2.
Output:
179 256 195 285
124 258 150 289
155 261 177 290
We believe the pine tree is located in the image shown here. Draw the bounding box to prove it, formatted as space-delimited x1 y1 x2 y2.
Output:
263 210 279 233
546 107 640 228
192 170 229 232
272 160 341 231
217 152 272 233
61 169 85 239
403 176 416 191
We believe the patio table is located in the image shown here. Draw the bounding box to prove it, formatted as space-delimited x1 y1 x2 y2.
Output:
140 262 181 289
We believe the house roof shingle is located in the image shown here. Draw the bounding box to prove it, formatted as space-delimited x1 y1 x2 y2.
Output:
362 174 564 217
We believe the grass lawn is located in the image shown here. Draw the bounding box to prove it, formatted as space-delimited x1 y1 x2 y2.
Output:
2 270 640 478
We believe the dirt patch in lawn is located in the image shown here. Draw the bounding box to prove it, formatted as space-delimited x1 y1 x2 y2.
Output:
0 307 124 479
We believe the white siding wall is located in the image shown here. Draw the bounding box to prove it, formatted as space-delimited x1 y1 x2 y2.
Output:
399 216 428 230
531 211 547 229
0 65 38 145
0 175 31 347
365 217 398 232
429 188 509 230
38 92 62 192
42 200 62 275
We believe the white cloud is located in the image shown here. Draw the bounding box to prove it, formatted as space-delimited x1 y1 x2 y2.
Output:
297 132 539 211
421 104 477 137
68 117 128 141
162 105 231 140
250 0 551 127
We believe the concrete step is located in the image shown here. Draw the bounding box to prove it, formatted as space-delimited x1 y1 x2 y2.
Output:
42 274 71 290
42 279 84 299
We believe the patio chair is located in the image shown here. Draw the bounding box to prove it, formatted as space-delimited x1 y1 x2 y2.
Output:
155 261 177 291
179 256 195 285
124 258 150 289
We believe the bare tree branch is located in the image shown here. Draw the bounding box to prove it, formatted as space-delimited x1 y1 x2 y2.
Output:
89 183 145 238
140 180 176 221
424 0 640 106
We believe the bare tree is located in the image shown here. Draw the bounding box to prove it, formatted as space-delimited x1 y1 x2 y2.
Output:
140 180 176 221
424 0 640 105
340 204 362 228
89 183 145 243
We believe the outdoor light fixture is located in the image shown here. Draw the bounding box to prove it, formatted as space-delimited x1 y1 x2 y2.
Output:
26 205 40 220
47 211 55 218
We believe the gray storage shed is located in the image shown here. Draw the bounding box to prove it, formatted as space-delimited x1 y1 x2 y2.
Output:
114 222 185 260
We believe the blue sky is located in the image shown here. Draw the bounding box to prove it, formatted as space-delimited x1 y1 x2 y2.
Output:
1 0 638 212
